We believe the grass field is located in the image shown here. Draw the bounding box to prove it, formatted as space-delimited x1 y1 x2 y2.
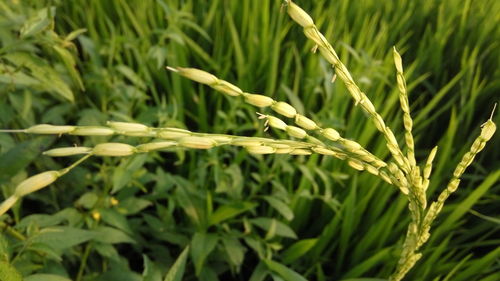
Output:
0 0 499 280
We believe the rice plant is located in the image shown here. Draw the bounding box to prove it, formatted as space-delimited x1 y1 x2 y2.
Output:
1 0 498 280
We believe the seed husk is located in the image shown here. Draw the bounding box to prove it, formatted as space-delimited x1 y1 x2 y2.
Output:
271 102 297 118
244 94 274 107
15 171 61 197
92 143 136 156
246 145 275 154
26 124 75 134
70 126 115 136
43 147 92 157
178 136 216 149
175 67 218 85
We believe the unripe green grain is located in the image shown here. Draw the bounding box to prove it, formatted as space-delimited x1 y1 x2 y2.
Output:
26 124 75 134
70 126 115 136
178 136 216 149
92 143 136 156
244 94 274 107
43 147 92 157
271 102 297 118
14 171 60 197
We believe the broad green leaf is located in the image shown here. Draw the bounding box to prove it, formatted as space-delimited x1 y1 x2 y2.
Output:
191 233 218 276
250 218 297 239
0 138 49 183
31 226 95 251
18 214 65 229
111 154 147 194
28 242 63 262
0 261 22 281
75 192 99 209
20 7 55 38
143 255 162 281
4 53 74 102
93 259 142 281
221 237 245 269
24 274 72 281
249 262 269 281
0 70 39 86
174 181 205 226
92 226 135 244
164 246 190 281
263 259 307 281
117 197 152 215
281 238 318 264
99 208 133 234
199 266 220 281
94 242 119 261
209 201 257 225
263 196 294 221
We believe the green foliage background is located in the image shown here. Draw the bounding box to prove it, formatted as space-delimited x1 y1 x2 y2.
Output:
0 0 499 280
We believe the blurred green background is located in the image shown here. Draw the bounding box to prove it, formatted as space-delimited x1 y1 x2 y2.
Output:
0 0 498 280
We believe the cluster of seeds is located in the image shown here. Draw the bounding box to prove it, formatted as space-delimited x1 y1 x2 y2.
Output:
0 2 496 281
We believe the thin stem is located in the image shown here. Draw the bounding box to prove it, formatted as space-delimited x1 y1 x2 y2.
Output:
0 221 26 241
75 242 92 281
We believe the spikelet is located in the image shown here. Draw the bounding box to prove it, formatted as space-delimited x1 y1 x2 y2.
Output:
0 196 19 216
26 124 75 134
286 1 314 27
14 171 61 197
92 143 136 156
171 67 218 85
157 128 191 139
480 119 496 141
244 94 275 107
290 149 311 155
285 126 307 139
213 80 243 96
267 116 287 130
70 126 115 136
295 114 318 130
271 102 297 118
107 121 149 133
136 141 177 152
347 159 364 171
246 145 276 154
43 147 92 157
178 136 216 149
321 128 341 141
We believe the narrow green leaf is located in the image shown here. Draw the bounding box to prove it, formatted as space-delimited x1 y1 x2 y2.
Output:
52 45 85 90
263 196 294 221
281 238 318 264
31 226 96 251
209 201 257 225
191 233 218 276
143 255 162 281
263 259 307 281
164 246 190 281
92 226 135 244
221 237 245 269
116 65 147 90
250 218 297 239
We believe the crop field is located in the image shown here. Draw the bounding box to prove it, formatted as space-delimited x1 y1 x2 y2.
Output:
0 0 499 281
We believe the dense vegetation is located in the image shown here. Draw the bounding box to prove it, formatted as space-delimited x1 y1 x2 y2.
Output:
0 0 498 280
